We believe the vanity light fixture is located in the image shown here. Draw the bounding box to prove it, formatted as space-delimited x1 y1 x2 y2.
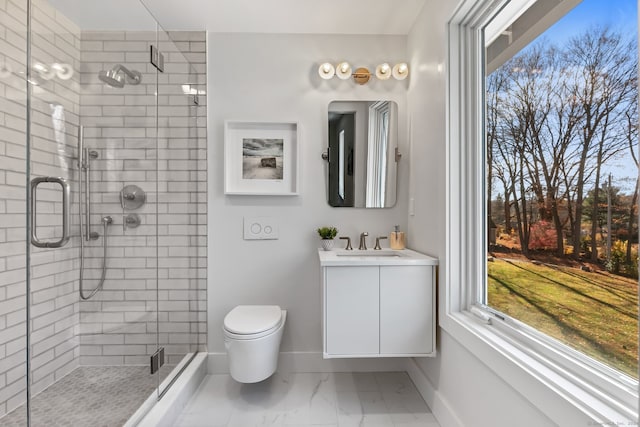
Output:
318 61 409 85
335 62 352 80
352 67 371 85
375 63 391 80
392 62 409 80
318 62 335 79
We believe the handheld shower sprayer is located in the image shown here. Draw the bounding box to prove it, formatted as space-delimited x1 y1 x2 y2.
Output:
77 125 111 300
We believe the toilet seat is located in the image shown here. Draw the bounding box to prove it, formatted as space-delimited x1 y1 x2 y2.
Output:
224 305 283 340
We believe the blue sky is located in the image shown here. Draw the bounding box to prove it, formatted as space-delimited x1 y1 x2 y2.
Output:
530 0 639 190
541 0 637 43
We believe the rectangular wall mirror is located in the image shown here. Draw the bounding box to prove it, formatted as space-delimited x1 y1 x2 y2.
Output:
326 100 398 208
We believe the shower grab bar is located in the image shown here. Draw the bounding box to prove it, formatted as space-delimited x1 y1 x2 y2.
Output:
78 126 98 241
84 146 91 240
30 176 71 248
78 125 87 239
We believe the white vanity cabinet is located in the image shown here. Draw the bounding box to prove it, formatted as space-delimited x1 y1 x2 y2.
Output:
325 266 379 355
319 249 438 358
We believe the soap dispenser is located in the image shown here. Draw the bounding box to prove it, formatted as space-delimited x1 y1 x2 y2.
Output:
390 225 406 250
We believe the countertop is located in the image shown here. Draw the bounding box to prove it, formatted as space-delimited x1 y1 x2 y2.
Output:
318 248 439 266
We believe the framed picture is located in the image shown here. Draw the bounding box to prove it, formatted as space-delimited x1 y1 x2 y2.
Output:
224 121 300 195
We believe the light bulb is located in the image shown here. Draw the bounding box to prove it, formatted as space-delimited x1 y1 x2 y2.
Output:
318 62 335 80
336 62 352 80
375 63 391 80
392 63 409 80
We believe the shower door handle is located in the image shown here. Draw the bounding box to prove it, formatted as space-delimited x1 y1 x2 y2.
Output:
31 176 71 248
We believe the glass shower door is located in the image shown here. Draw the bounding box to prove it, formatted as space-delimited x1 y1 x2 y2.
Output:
155 27 206 397
24 0 86 424
24 1 161 425
0 0 28 423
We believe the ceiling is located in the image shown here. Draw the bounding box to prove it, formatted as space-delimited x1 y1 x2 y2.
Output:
49 0 426 35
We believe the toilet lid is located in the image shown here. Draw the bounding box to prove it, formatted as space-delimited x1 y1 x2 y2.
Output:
224 305 282 335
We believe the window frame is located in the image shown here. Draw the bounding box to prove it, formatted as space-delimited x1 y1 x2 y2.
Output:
445 0 639 423
366 101 390 207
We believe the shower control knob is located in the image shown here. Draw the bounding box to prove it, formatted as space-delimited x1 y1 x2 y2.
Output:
123 214 141 229
119 185 146 210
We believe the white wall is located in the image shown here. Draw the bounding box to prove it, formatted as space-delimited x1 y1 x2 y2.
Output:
207 33 410 353
405 2 569 426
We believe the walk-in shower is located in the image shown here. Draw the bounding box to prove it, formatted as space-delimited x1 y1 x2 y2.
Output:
98 64 142 88
0 0 207 425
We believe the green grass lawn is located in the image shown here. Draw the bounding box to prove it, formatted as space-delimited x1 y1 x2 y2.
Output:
487 259 638 378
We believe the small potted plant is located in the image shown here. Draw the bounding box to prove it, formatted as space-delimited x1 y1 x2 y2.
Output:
317 226 338 251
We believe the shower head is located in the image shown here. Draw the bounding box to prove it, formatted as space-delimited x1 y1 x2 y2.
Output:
98 69 125 88
98 64 141 88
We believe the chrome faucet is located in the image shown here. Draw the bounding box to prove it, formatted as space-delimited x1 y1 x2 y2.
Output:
339 236 353 250
358 232 369 250
374 236 388 250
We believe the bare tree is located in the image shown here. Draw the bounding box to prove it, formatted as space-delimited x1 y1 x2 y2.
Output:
487 67 506 242
488 27 638 261
625 103 639 263
563 28 638 260
497 45 577 255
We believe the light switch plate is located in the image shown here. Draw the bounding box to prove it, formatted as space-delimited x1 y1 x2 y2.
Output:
244 217 279 240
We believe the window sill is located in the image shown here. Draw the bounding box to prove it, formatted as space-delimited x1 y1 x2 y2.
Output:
440 310 638 426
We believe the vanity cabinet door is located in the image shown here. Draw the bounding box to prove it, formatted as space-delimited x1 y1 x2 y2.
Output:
325 266 379 355
380 266 433 355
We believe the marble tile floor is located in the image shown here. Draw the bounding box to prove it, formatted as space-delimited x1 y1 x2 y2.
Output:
175 371 440 427
0 364 174 427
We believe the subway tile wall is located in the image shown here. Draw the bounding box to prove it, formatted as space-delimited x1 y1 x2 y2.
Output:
0 0 207 418
78 29 207 367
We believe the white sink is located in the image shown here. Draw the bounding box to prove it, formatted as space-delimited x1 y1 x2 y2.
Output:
319 248 438 266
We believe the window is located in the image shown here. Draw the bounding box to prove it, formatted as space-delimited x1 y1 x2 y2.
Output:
366 101 390 207
447 0 638 423
339 129 345 200
485 0 638 379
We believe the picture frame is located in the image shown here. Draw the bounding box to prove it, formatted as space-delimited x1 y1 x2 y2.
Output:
224 121 300 195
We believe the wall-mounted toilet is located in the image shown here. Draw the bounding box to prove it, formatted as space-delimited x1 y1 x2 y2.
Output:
223 305 287 383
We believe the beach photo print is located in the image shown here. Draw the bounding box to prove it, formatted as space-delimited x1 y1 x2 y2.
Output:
242 138 284 180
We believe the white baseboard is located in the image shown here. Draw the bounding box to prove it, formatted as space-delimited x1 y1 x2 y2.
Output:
405 358 464 427
207 352 228 374
208 351 408 375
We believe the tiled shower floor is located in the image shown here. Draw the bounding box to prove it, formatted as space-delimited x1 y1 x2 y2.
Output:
0 365 173 427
